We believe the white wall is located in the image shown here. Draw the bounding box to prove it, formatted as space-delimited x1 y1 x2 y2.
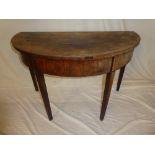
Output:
124 19 155 80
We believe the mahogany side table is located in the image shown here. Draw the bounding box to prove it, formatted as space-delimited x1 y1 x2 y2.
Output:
11 32 140 121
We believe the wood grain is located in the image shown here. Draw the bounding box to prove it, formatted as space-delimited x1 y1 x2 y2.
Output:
11 31 140 60
112 50 133 71
32 56 112 77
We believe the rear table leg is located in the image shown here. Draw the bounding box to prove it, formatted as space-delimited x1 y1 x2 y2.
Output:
116 65 126 91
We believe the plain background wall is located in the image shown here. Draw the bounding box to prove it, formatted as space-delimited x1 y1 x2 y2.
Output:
0 19 154 90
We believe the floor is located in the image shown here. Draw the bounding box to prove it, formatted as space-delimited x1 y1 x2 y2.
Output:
0 77 155 135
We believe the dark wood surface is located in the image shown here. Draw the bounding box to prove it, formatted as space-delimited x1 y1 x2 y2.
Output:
11 31 140 60
11 31 140 121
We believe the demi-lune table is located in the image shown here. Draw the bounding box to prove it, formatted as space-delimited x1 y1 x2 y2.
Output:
11 32 140 121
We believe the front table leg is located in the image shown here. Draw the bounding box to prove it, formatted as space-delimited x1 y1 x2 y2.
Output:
35 70 53 120
100 71 115 121
29 67 39 91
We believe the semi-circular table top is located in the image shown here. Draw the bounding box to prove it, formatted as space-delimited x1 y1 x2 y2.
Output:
11 31 140 60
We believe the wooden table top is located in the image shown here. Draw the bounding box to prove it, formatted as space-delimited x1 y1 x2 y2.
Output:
11 31 140 60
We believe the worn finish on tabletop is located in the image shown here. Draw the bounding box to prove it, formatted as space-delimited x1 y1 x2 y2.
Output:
11 31 140 121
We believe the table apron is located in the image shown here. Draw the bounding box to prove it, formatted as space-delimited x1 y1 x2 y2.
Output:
33 57 112 77
112 50 133 71
21 50 133 77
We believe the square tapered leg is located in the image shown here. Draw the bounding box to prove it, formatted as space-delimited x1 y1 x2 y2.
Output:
116 65 126 91
35 70 53 121
29 67 39 91
100 71 115 121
